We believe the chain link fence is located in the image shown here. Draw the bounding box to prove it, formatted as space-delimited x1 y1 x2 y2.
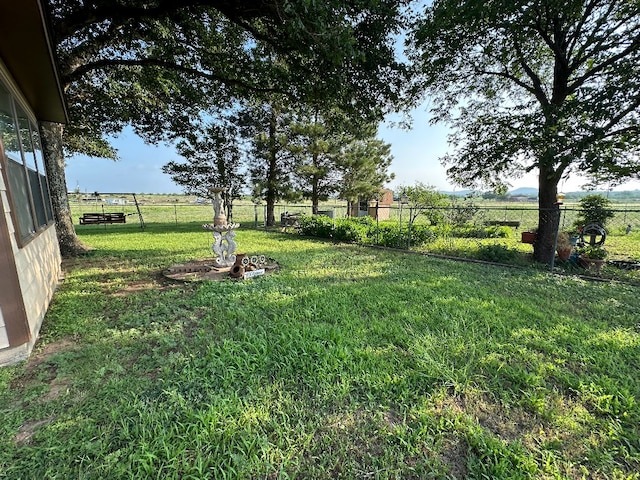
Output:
70 198 640 282
69 199 346 226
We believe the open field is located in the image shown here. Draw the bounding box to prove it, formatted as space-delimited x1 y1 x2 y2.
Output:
70 201 640 283
1 225 639 478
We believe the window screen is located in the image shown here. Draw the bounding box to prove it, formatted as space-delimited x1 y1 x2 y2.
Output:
0 81 54 243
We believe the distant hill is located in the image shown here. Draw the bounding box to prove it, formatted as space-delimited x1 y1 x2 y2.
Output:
434 187 640 202
509 187 538 196
440 189 475 197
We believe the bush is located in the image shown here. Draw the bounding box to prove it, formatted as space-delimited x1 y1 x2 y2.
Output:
298 215 334 238
447 197 481 226
574 194 615 228
477 244 519 263
408 224 438 246
332 218 370 243
298 215 373 243
296 215 508 249
371 223 436 248
373 224 407 248
432 225 511 239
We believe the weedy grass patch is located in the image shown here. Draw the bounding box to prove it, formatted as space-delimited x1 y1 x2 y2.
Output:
1 223 639 479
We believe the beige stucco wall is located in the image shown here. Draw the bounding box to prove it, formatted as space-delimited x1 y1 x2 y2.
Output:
0 167 61 365
0 170 11 351
12 225 61 335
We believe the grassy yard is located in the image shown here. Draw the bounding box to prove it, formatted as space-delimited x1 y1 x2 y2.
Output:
1 223 639 479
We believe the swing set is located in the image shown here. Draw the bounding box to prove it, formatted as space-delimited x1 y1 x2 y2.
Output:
77 192 145 228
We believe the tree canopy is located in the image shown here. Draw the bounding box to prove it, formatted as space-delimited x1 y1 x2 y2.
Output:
162 120 245 219
43 0 411 255
50 0 410 156
407 0 640 261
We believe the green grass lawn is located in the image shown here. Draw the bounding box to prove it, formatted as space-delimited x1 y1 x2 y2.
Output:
1 223 639 479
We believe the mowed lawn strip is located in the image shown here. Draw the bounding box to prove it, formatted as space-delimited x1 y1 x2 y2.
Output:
1 224 638 479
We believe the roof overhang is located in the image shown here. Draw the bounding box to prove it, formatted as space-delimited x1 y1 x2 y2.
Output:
0 0 68 123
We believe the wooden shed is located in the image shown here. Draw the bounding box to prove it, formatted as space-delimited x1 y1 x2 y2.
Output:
348 188 394 220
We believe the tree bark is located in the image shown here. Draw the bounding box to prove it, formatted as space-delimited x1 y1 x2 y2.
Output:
533 164 560 264
311 152 319 215
311 179 319 215
39 122 90 257
265 108 277 226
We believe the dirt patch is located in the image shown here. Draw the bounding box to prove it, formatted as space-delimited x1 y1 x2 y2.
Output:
111 279 157 297
11 338 77 385
162 258 279 282
110 271 191 297
42 377 72 402
382 408 404 428
9 338 78 401
439 436 469 479
431 392 540 442
13 418 54 446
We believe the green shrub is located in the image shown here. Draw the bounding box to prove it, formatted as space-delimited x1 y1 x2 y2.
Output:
577 245 608 259
332 218 370 243
298 215 374 243
485 226 512 238
370 224 407 248
574 194 615 228
408 224 438 246
433 225 511 239
371 223 436 248
477 244 519 263
298 215 334 238
447 197 481 226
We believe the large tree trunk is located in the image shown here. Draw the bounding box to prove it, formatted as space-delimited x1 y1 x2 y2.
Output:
39 121 89 257
311 178 319 215
265 109 277 227
533 165 560 264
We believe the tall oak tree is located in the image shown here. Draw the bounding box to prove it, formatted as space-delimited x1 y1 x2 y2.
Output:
44 0 409 255
408 0 640 262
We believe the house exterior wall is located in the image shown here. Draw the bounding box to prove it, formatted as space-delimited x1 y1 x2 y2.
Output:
0 57 62 366
0 138 61 366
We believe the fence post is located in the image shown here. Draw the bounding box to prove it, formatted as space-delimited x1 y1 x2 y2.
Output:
376 201 379 245
550 204 562 271
407 207 413 250
174 200 178 225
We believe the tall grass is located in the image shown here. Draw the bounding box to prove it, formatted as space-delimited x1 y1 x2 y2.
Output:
1 224 638 478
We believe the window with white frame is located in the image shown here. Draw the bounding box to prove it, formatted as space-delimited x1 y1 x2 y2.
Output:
0 80 54 244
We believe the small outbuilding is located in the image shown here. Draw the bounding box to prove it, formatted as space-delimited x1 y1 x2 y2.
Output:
348 188 394 220
0 0 68 365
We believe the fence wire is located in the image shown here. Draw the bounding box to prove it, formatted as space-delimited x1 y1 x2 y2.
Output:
71 199 640 283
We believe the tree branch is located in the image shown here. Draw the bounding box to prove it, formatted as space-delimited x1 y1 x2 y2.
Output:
511 37 550 108
63 57 284 94
565 0 608 60
53 0 280 43
568 33 640 92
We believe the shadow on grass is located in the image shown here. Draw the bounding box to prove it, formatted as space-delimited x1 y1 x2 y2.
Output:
3 232 640 479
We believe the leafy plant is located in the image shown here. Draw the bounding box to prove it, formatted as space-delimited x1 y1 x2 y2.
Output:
476 243 519 263
332 218 370 243
574 194 615 228
578 245 608 259
447 195 481 226
556 232 572 251
397 182 449 225
298 214 335 238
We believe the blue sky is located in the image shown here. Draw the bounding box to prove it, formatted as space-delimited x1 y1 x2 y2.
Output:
65 106 640 195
